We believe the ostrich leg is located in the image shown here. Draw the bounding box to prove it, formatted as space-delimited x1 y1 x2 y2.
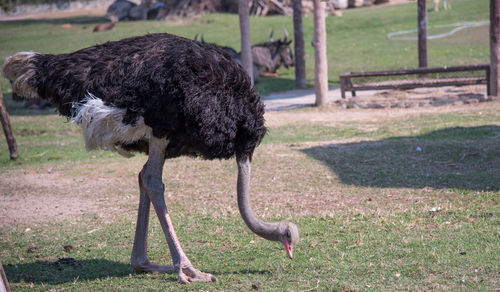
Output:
138 136 216 283
130 170 175 273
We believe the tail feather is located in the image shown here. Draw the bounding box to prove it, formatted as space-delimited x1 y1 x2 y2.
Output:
2 52 40 99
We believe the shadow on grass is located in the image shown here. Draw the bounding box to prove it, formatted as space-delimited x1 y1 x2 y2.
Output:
4 259 132 285
302 126 500 191
4 259 270 285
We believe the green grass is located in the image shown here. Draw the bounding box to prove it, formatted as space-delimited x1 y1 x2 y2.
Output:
1 103 499 290
0 0 498 290
265 107 500 144
0 0 490 96
1 208 498 290
0 115 118 167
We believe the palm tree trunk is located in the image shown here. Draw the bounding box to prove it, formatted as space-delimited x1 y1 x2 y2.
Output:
292 0 306 89
418 0 428 68
313 0 328 106
239 0 254 85
490 0 500 97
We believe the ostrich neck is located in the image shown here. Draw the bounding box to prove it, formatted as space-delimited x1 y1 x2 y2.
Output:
237 157 281 242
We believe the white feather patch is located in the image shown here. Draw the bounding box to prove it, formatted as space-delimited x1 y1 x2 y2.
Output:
71 94 152 157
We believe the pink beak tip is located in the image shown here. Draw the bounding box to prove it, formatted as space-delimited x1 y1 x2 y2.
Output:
284 239 293 259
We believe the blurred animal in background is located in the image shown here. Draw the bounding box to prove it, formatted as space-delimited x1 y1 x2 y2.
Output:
93 16 118 32
194 29 294 81
252 29 294 77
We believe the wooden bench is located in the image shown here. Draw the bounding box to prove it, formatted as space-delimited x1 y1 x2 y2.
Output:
339 64 490 98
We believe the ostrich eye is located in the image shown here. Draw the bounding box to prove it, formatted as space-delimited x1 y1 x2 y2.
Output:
286 229 291 241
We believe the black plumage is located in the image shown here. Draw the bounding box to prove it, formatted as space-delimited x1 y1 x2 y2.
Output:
16 33 267 160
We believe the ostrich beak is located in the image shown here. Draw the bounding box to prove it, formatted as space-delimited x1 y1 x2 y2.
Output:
284 238 293 259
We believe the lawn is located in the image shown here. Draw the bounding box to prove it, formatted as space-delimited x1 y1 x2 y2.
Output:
1 0 499 290
1 102 499 291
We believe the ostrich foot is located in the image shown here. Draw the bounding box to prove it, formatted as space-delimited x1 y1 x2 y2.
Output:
177 264 216 283
131 258 175 274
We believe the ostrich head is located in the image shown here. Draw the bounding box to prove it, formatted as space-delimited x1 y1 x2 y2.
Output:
278 221 300 259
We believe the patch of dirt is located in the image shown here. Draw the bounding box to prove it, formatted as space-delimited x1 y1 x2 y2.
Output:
0 161 140 228
264 85 497 126
0 135 496 227
336 86 490 109
0 6 107 21
1 91 499 227
265 92 499 128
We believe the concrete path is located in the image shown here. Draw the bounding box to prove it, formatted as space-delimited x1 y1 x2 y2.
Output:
262 86 375 111
262 86 336 111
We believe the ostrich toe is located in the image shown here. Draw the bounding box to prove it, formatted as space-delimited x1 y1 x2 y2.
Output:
132 260 176 274
178 265 216 283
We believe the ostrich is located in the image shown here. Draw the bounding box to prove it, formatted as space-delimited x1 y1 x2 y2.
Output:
193 33 260 82
2 33 299 283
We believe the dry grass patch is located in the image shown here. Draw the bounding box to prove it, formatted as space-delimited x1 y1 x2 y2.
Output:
2 100 499 227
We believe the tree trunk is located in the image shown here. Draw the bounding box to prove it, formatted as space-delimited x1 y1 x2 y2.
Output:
239 0 254 85
0 86 19 160
418 0 428 68
490 0 500 97
313 0 328 106
292 0 306 89
0 261 11 292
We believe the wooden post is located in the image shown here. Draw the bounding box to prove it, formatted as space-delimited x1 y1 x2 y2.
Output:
239 0 254 85
418 0 428 68
490 0 500 97
0 86 19 160
0 261 11 292
313 0 328 106
292 0 307 89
